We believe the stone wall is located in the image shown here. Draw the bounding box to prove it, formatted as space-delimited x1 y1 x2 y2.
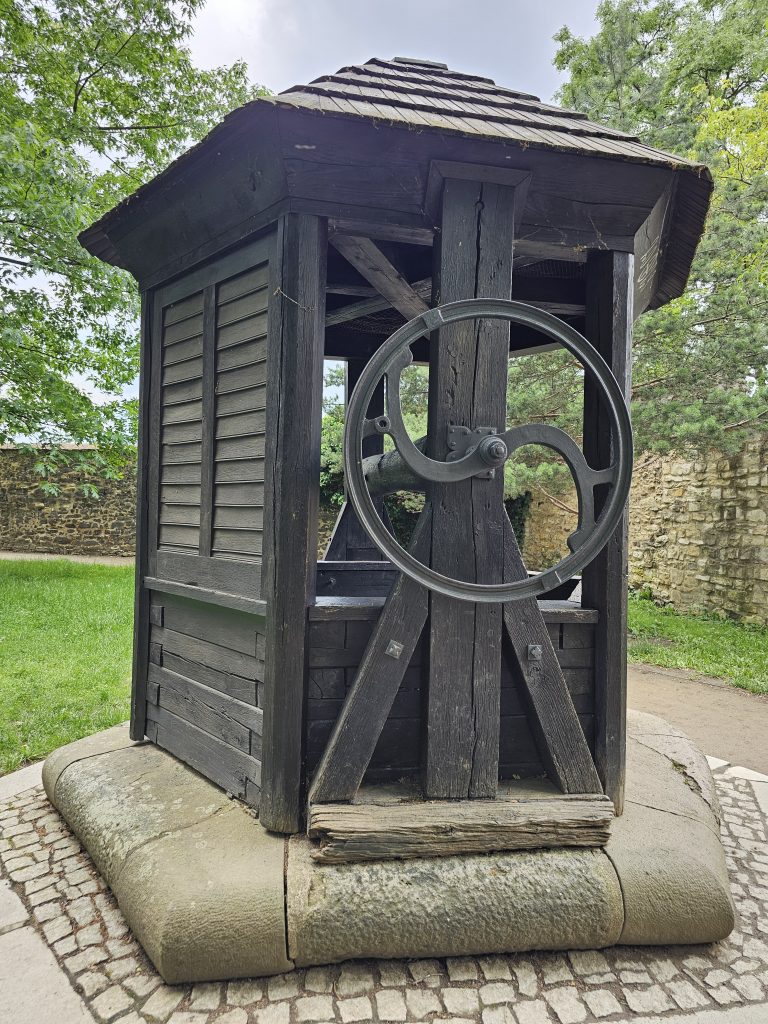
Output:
520 436 768 626
0 447 136 557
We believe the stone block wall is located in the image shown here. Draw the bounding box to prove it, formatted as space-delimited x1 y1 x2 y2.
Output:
0 447 136 557
520 436 768 626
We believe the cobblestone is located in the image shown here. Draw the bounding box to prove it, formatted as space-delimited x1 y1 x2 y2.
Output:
1 767 767 1022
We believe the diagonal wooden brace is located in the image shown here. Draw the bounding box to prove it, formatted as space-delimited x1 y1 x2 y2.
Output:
501 515 603 794
308 506 432 804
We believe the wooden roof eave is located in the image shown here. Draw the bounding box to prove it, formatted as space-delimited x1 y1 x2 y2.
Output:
273 100 713 309
77 97 283 267
77 91 712 312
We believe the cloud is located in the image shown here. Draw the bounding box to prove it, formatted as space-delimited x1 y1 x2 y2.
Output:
188 0 598 102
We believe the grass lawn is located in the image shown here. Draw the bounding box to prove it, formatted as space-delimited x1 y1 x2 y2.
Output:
0 559 133 775
628 593 768 696
1 558 767 776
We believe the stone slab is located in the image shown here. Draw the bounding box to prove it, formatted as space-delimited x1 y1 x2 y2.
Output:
0 925 95 1023
43 710 734 981
42 722 134 800
287 838 624 966
0 761 42 803
0 878 28 935
45 738 290 983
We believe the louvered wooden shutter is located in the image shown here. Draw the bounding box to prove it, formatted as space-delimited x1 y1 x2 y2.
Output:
138 235 275 806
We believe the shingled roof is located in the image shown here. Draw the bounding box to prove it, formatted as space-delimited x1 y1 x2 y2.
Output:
276 56 702 172
80 55 712 308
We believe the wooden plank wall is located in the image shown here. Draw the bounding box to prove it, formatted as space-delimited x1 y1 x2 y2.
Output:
145 591 264 804
305 613 596 783
136 234 275 808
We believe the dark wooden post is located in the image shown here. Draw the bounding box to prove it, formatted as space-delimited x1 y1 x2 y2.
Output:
583 250 634 814
260 213 327 833
425 177 517 799
129 292 152 741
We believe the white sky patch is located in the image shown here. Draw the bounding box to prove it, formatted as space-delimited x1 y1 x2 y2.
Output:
188 0 599 102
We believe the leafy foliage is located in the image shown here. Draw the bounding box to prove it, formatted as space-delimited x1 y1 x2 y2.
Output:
555 0 768 455
0 0 261 486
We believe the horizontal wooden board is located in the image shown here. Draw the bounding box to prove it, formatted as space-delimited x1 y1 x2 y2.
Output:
161 650 259 703
217 294 268 331
159 504 200 527
308 687 421 723
214 458 265 484
155 550 262 599
308 793 613 863
148 667 251 752
145 577 266 618
216 264 269 304
217 338 267 372
211 529 262 557
216 384 266 417
152 624 259 680
162 376 203 405
214 481 264 505
160 482 201 503
216 360 267 393
215 435 265 461
147 703 261 801
308 594 600 622
215 409 266 437
216 313 268 350
161 441 202 465
162 355 203 385
162 398 203 425
213 505 264 530
149 665 263 736
153 592 260 656
158 524 199 549
163 333 203 365
163 290 203 326
162 420 202 444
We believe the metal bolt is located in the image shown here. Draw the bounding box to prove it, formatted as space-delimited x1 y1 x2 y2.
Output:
527 644 543 662
385 640 404 659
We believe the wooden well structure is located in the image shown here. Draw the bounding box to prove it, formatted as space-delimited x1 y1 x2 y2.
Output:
80 57 711 849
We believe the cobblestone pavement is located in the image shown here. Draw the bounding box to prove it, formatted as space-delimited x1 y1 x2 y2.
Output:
1 764 766 1024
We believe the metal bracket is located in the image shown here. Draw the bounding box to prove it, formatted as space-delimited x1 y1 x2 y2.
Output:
446 425 498 478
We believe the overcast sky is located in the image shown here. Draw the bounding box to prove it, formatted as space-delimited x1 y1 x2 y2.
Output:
188 0 599 103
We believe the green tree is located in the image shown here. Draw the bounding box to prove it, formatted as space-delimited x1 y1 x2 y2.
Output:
0 0 260 485
554 0 768 456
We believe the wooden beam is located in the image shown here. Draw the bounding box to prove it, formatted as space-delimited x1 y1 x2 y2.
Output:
308 508 432 804
129 292 152 741
330 235 429 321
259 213 327 834
327 283 377 297
583 250 634 814
326 283 583 329
501 516 603 794
308 792 614 863
426 177 516 800
326 278 431 328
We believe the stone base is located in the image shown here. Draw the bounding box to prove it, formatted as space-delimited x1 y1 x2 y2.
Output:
43 712 735 983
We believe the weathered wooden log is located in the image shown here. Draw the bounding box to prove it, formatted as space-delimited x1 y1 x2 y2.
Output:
308 793 614 863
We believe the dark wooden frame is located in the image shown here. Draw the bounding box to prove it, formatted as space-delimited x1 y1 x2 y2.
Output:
259 213 328 833
583 250 634 813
